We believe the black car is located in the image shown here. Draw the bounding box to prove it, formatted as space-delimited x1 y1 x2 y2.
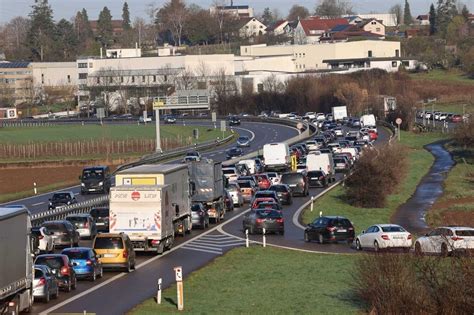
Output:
228 116 241 126
307 170 328 188
89 207 110 232
79 166 110 195
252 190 280 205
42 220 80 248
226 147 243 159
304 216 355 244
256 201 282 211
48 192 77 209
268 184 293 205
34 254 77 292
243 209 284 235
280 173 309 196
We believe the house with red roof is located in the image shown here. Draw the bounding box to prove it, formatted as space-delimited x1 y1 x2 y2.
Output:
293 16 349 44
416 15 430 26
266 20 290 36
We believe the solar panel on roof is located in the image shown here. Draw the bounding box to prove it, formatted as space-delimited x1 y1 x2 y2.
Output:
0 62 30 68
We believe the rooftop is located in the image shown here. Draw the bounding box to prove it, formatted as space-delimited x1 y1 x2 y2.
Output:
0 61 30 68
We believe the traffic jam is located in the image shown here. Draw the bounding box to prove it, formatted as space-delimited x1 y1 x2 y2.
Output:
2 112 473 312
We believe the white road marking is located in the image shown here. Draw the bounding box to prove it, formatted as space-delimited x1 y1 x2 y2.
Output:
182 242 223 252
181 246 222 255
32 202 44 206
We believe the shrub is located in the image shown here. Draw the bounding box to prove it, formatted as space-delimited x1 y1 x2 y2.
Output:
344 144 407 208
353 253 474 314
453 119 474 149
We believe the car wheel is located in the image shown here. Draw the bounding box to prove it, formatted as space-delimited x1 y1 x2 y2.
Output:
249 226 255 235
374 241 380 252
65 281 71 293
131 261 136 270
44 289 50 303
318 234 324 244
99 267 103 278
414 242 423 256
403 247 410 253
72 277 77 290
126 261 132 273
355 239 362 251
53 286 59 299
304 232 310 243
441 243 449 257
280 230 285 236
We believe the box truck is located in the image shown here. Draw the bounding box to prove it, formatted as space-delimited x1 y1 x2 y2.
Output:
0 206 33 313
305 152 336 182
188 160 226 222
109 185 180 253
331 106 347 121
360 114 376 127
263 143 290 172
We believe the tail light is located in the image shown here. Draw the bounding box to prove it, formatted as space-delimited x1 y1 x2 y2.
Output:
256 218 264 224
319 176 324 180
123 250 129 258
276 218 284 223
451 236 464 241
348 227 354 230
37 277 46 286
86 259 92 266
84 221 89 228
326 226 336 232
151 240 160 245
407 234 412 240
60 266 69 276
381 235 390 240
38 235 44 240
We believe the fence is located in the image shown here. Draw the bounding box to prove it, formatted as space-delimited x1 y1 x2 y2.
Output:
0 137 195 160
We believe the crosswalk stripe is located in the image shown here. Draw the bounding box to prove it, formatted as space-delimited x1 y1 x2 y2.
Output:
184 243 223 251
220 242 246 247
181 246 222 255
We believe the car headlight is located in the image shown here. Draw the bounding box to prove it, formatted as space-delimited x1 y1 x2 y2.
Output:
81 183 85 186
49 202 52 206
99 181 104 186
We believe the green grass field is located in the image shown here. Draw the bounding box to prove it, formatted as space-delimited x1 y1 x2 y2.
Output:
0 124 228 144
302 131 446 232
420 102 473 115
410 69 474 85
129 247 361 315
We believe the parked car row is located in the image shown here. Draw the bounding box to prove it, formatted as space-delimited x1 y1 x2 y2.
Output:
416 110 467 123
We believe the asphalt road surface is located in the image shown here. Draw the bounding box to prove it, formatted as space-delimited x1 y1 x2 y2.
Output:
2 121 298 214
30 126 391 315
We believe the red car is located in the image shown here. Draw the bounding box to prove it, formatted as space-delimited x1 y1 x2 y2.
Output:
368 130 378 141
451 115 462 123
254 174 271 190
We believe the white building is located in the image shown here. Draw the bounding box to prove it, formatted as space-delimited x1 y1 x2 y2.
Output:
31 62 77 88
238 18 267 38
209 4 254 18
359 19 386 37
345 14 397 27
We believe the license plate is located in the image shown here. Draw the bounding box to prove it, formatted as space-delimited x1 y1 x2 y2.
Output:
393 236 404 239
96 222 104 226
289 184 296 187
310 177 319 180
338 229 347 232
104 253 115 258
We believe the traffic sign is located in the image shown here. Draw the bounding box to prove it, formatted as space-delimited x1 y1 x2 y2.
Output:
395 118 402 125
153 99 164 109
220 120 226 132
212 112 217 122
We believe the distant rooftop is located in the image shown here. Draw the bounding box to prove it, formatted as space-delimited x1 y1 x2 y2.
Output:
0 61 30 68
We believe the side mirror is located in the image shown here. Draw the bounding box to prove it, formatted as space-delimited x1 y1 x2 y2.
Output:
361 230 366 234
78 175 82 180
425 233 429 237
96 254 103 258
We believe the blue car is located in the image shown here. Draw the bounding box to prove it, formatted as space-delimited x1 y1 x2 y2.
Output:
61 247 103 281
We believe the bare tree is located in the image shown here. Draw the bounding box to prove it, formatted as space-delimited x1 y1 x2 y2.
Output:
261 74 285 93
156 0 188 46
0 17 30 59
389 4 403 25
334 82 366 115
212 0 228 44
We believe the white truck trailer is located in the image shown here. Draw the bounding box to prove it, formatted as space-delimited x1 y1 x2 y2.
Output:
331 106 347 122
0 206 33 314
306 152 336 182
114 164 192 251
263 143 290 172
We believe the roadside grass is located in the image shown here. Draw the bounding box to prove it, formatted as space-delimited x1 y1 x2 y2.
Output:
0 125 227 144
129 246 361 315
410 69 474 85
426 141 474 227
420 102 473 115
0 180 77 204
302 131 446 232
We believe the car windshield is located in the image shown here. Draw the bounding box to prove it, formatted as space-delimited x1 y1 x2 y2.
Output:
63 250 89 260
67 216 87 224
255 192 274 198
82 169 104 179
269 185 287 192
267 173 276 178
456 230 474 237
222 169 236 175
52 193 70 200
94 237 124 249
256 209 281 218
281 174 303 184
308 171 324 177
43 223 67 232
237 181 252 188
238 137 249 141
381 226 406 232
191 204 202 212
257 203 278 209
34 269 44 278
35 256 64 269
227 184 239 192
90 208 109 217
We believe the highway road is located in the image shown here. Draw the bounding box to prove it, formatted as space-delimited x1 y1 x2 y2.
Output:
29 126 391 314
2 120 298 214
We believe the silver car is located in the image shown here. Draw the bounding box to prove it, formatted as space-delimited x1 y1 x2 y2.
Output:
237 136 251 147
33 265 59 303
191 203 209 229
227 182 244 207
66 214 97 240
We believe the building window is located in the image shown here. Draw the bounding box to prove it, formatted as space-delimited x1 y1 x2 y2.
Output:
395 49 400 57
97 77 100 84
78 63 87 68
109 77 113 84
67 75 71 83
131 76 135 83
121 76 124 83
153 75 156 82
142 76 145 83
89 63 93 68
376 28 380 32
41 74 44 84
164 75 168 82
257 83 263 93
392 61 398 67
79 73 87 79
368 50 373 58
303 53 305 57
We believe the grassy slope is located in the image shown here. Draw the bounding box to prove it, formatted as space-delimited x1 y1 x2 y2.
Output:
0 125 227 144
129 247 360 315
409 69 474 85
302 131 445 232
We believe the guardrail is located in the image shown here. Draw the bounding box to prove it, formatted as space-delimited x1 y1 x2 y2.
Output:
376 120 396 144
31 196 108 226
30 117 307 225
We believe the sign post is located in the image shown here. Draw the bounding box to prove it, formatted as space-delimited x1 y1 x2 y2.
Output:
220 120 226 140
395 117 402 142
291 155 297 171
153 99 164 152
174 266 184 311
156 278 162 304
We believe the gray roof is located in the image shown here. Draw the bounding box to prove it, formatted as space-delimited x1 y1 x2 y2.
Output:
117 164 187 175
0 205 29 221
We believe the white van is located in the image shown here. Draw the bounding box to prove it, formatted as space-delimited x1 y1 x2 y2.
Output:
337 148 359 162
306 152 335 182
222 167 240 182
263 143 290 172
360 114 376 127
238 159 257 175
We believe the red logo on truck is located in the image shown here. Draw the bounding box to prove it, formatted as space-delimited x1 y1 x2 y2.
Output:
131 191 140 201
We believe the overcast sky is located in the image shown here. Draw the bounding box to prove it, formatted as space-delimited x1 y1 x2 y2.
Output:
1 0 473 24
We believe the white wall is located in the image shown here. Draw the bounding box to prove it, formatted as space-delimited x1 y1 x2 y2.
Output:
31 62 77 87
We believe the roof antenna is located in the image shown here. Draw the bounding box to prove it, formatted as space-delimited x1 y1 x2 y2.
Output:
231 0 233 6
